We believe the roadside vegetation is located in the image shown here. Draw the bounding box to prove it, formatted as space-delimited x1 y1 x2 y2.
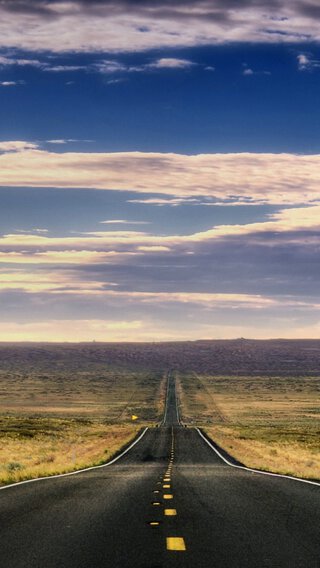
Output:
177 372 320 480
0 417 140 485
0 353 165 485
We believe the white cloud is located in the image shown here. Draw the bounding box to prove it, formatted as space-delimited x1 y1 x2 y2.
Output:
128 197 208 206
0 55 43 67
297 53 320 70
94 60 128 73
44 65 86 72
46 139 87 144
95 57 195 74
0 81 23 86
0 204 319 264
0 2 319 54
242 63 271 76
147 58 195 69
106 78 126 85
100 219 150 225
0 53 197 76
0 144 320 206
0 140 39 152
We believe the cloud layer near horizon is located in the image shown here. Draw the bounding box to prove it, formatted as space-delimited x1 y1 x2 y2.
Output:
0 1 320 53
1 143 320 206
1 196 320 339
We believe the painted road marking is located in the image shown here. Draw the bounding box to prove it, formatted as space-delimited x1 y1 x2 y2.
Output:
153 490 160 494
163 484 170 488
164 509 177 516
152 501 161 506
166 537 186 551
149 522 160 526
163 494 173 499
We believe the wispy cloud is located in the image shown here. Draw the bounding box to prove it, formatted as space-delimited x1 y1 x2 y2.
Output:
94 57 196 74
100 219 150 225
0 55 43 67
242 63 271 76
0 54 197 75
46 138 91 144
147 58 195 69
128 197 213 206
44 65 86 72
0 80 24 86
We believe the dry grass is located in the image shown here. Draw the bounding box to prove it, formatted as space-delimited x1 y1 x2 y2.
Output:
0 367 164 422
178 372 320 480
0 417 140 485
0 353 167 485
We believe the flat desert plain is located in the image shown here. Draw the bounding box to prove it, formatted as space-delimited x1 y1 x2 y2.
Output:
0 339 319 483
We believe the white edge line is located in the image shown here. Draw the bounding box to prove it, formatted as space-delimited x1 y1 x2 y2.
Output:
162 372 170 425
174 376 180 425
0 427 149 492
196 428 320 488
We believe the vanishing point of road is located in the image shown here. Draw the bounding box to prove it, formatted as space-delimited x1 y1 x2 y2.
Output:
1 373 319 567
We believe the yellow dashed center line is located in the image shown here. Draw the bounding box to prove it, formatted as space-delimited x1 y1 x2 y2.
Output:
164 508 177 516
166 537 186 551
148 421 186 554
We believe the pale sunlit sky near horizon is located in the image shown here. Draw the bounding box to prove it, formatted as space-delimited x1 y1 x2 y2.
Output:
0 0 320 341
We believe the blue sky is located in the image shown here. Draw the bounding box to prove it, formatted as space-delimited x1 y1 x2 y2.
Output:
0 0 320 341
1 44 320 153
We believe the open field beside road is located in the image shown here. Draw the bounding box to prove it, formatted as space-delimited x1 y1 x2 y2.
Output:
0 417 139 485
178 372 320 479
0 349 165 484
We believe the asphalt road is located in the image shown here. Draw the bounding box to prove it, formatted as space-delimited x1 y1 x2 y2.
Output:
1 374 319 568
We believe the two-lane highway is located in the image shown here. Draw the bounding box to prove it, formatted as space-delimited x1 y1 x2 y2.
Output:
1 373 319 567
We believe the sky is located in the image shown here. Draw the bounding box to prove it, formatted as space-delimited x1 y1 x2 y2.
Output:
0 0 320 341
